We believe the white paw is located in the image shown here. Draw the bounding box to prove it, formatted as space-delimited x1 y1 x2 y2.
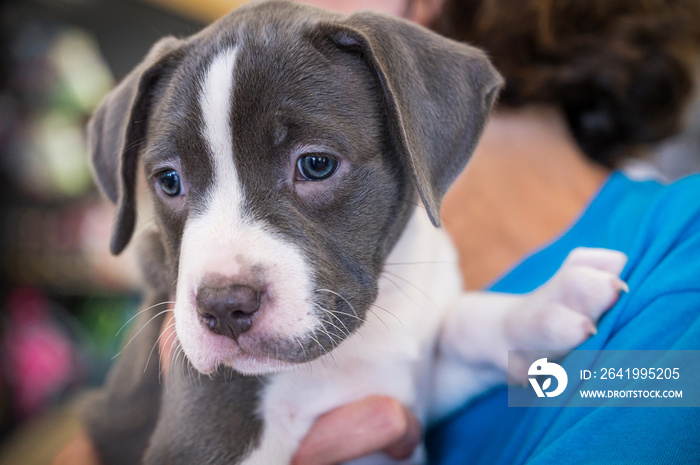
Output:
506 248 628 379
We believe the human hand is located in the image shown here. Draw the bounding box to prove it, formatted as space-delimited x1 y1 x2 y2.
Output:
53 429 101 465
291 396 421 465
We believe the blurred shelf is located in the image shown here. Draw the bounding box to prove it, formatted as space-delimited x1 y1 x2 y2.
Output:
3 0 204 78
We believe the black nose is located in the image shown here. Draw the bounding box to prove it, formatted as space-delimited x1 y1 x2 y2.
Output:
196 284 261 340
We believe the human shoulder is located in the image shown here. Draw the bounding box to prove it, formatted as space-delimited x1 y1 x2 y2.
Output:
602 173 700 345
602 172 700 260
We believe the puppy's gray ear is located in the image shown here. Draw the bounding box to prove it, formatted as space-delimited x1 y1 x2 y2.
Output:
319 14 502 226
88 37 184 254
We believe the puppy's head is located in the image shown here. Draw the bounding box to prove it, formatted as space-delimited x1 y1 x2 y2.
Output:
89 0 501 375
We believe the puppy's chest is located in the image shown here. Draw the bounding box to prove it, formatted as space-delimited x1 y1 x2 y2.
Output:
247 210 462 463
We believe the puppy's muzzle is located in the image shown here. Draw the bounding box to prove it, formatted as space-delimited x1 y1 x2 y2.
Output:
196 284 262 340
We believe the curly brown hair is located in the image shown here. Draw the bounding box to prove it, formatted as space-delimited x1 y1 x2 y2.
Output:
431 0 700 165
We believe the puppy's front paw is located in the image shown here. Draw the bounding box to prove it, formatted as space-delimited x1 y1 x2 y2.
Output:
551 247 628 316
506 248 628 379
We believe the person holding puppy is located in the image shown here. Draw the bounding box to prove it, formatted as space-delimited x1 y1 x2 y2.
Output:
292 0 700 464
56 0 700 464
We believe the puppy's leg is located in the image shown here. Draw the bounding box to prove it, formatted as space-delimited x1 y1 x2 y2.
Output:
430 247 627 421
144 364 265 465
503 247 628 377
82 291 168 465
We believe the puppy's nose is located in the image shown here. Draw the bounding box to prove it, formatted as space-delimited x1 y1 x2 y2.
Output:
196 285 261 340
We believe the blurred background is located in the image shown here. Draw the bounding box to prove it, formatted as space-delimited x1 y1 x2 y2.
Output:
0 1 210 463
0 0 698 463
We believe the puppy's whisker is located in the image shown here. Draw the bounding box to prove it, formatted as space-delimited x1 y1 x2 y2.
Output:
113 309 173 360
165 339 180 391
382 270 436 307
173 346 185 380
313 292 364 324
327 309 363 323
291 335 312 372
292 336 308 363
302 322 334 366
315 289 360 319
145 321 176 374
367 308 390 330
171 347 181 380
310 313 342 348
164 334 180 372
116 301 175 337
180 352 189 386
185 358 195 390
310 306 348 342
164 337 181 381
158 328 179 383
169 346 179 374
370 302 404 327
384 260 457 266
312 302 351 339
380 274 418 310
295 334 315 374
312 332 339 366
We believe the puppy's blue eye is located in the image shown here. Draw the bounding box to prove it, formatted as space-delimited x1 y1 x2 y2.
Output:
157 170 182 196
297 154 338 181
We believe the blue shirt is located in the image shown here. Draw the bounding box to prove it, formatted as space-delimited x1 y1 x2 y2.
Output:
426 172 700 465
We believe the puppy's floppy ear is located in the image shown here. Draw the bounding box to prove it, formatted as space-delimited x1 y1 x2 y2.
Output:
88 36 185 255
318 14 502 226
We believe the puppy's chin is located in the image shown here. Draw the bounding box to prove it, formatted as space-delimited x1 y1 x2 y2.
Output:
176 333 237 375
184 346 300 376
223 354 297 376
179 336 298 376
175 315 309 376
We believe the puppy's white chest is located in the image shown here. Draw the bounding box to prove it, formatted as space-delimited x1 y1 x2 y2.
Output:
245 210 462 464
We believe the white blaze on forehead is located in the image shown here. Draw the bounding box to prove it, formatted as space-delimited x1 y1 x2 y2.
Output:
173 47 318 375
200 46 243 216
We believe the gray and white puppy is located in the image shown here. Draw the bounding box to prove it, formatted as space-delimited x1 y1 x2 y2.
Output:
85 1 627 464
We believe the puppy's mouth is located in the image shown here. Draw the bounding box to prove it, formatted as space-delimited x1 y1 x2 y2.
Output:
174 295 357 376
174 327 298 375
181 328 332 376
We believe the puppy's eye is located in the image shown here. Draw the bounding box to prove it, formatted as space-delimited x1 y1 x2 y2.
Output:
296 154 339 181
157 170 182 196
